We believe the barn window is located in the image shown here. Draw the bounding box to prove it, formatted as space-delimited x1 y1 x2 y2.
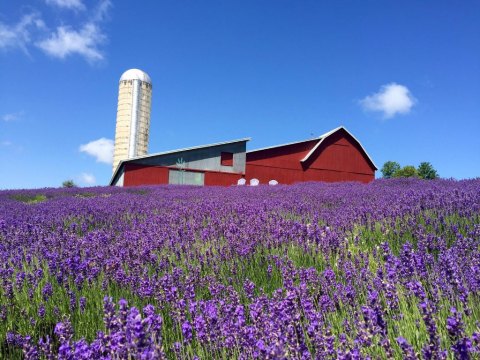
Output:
169 170 204 186
221 152 234 166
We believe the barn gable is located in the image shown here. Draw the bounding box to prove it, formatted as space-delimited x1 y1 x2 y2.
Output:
301 126 377 170
245 126 376 184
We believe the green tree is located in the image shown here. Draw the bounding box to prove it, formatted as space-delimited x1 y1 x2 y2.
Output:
393 165 418 178
417 162 438 180
62 180 77 188
381 161 401 179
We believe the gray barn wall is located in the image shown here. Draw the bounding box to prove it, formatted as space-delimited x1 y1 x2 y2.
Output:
132 142 247 173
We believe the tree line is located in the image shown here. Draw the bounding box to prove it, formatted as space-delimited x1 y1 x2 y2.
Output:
381 161 438 179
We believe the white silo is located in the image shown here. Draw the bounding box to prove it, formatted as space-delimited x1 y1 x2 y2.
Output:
112 69 153 173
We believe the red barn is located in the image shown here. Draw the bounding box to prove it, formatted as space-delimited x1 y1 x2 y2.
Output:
109 126 377 187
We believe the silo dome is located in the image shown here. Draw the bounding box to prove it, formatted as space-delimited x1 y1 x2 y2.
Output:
119 68 152 84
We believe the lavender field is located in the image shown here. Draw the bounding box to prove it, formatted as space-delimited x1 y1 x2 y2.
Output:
1 179 479 359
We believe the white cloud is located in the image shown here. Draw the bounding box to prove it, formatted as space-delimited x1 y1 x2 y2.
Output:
360 83 416 119
79 138 114 164
1 1 111 63
45 0 85 11
36 22 105 62
0 13 44 53
1 140 13 147
92 0 112 22
2 111 25 122
79 172 96 185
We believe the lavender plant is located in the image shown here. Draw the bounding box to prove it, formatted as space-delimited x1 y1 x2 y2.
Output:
0 179 479 359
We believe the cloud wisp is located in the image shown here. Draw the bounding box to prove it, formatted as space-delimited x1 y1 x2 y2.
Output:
92 0 112 22
79 172 96 185
79 138 114 164
0 140 24 152
45 0 86 11
0 13 44 53
360 83 416 119
37 0 111 63
1 0 111 63
37 23 105 62
2 111 25 122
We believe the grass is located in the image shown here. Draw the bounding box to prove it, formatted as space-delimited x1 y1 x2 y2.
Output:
9 194 47 204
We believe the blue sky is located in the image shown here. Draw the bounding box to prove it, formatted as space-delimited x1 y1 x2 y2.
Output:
1 0 479 189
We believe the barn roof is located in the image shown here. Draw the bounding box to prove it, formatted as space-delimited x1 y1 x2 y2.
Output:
110 138 250 185
300 126 377 170
248 126 377 170
246 137 318 154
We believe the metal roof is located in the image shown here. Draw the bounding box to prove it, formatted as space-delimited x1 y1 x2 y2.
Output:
247 137 319 154
120 69 152 84
110 138 250 185
246 127 343 154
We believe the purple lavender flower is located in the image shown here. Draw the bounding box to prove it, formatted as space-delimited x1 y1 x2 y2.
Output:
243 279 255 300
419 300 446 360
38 304 46 319
72 339 92 359
181 320 193 343
0 305 6 321
79 296 86 313
42 283 53 301
67 290 76 311
397 337 418 360
103 296 116 331
54 317 73 344
6 332 24 347
447 307 472 359
37 336 55 360
22 336 39 360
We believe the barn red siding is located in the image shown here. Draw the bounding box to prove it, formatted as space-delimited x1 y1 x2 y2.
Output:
246 140 318 170
245 140 318 184
245 130 375 184
305 130 374 175
123 163 242 187
303 169 373 183
204 171 241 186
124 164 169 186
246 164 303 184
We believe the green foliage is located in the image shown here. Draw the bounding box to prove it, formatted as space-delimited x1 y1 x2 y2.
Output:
418 162 438 180
393 165 419 178
382 161 438 180
62 180 77 188
74 192 96 198
381 161 401 179
9 194 47 204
